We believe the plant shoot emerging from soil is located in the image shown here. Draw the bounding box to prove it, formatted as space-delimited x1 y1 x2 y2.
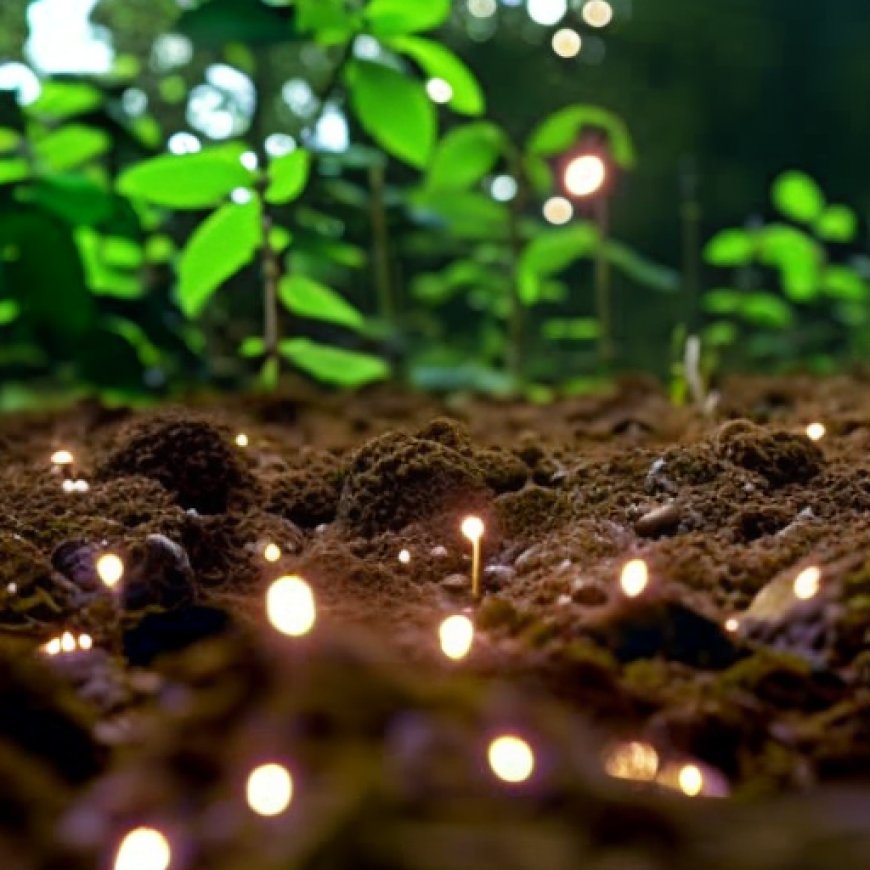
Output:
488 735 535 784
266 575 316 637
461 516 485 599
246 763 294 817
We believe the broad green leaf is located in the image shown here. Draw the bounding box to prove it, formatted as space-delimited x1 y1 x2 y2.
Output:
239 336 266 357
605 240 680 292
520 224 597 278
27 81 103 120
297 0 361 42
0 299 19 325
411 189 509 240
266 149 311 204
704 228 755 266
542 317 601 341
704 320 738 347
815 205 857 243
346 60 436 168
18 175 114 226
101 236 144 270
75 228 144 299
34 125 110 172
280 338 389 386
426 122 504 191
523 153 552 195
0 128 21 153
527 104 635 168
703 288 742 315
389 36 484 115
740 292 793 329
758 224 822 302
822 265 868 301
178 199 262 317
0 157 30 186
278 273 365 331
118 147 253 210
366 0 450 35
269 226 292 253
145 234 176 264
771 171 825 224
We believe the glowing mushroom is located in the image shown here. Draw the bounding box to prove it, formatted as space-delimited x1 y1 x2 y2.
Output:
460 516 485 599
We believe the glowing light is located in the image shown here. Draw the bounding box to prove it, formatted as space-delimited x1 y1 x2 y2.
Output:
527 0 567 27
167 132 201 155
461 515 485 599
426 77 454 104
6 582 17 594
603 740 659 782
398 549 411 565
619 559 649 598
231 188 253 204
51 449 75 466
26 0 114 75
78 633 93 650
552 28 582 58
491 175 518 202
564 154 607 198
439 614 474 660
793 565 821 601
263 543 282 563
60 631 76 653
678 763 704 797
582 0 614 28
266 575 316 637
113 827 171 870
0 62 41 105
724 617 739 633
240 151 259 171
62 480 77 493
313 104 350 154
187 64 255 140
488 735 535 783
246 763 294 817
265 133 296 158
151 33 193 71
468 0 497 18
96 553 124 589
805 422 826 442
235 432 249 447
45 638 61 656
543 196 573 225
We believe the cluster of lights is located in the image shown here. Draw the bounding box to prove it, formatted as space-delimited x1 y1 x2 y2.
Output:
62 479 90 493
266 575 317 637
42 631 93 656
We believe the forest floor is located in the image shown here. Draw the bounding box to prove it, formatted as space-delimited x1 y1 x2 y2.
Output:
2 374 870 869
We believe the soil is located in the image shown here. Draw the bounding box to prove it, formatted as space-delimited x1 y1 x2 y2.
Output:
2 373 870 869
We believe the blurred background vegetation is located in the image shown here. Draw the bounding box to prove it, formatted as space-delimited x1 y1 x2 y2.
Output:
0 0 868 405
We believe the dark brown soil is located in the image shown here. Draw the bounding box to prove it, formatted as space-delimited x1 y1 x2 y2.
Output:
3 374 870 868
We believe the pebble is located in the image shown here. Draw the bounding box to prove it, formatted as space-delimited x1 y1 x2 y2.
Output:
483 564 515 590
635 502 681 538
441 573 469 593
430 545 448 558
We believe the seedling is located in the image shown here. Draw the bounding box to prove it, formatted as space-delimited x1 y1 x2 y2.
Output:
460 515 485 599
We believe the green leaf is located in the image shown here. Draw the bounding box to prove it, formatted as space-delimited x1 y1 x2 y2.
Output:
239 336 266 358
519 224 597 304
388 36 484 115
278 274 365 331
542 317 601 341
758 224 822 302
0 128 21 153
815 205 857 243
740 292 793 329
18 175 114 226
704 228 755 266
280 338 389 387
366 0 450 35
0 299 20 325
118 147 253 210
346 60 436 168
821 265 868 302
426 122 504 191
178 199 262 317
704 320 738 347
0 157 30 186
527 104 635 168
75 228 144 299
771 171 825 224
145 234 176 264
103 316 162 368
410 189 509 240
703 288 742 315
27 81 103 120
605 240 680 292
266 149 311 205
297 0 361 42
34 125 110 172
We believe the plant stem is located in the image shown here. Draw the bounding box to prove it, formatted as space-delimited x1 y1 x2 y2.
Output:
594 196 614 366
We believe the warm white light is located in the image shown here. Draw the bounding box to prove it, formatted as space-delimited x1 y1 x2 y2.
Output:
491 175 518 202
96 553 125 589
265 133 296 158
582 0 614 28
263 543 282 563
793 565 821 601
51 449 74 466
78 633 93 650
62 480 76 493
543 196 573 225
805 422 825 442
231 188 253 204
468 0 497 18
240 150 259 171
724 617 739 633
603 740 659 782
74 479 90 492
564 154 607 197
461 516 485 543
527 0 567 27
488 735 535 783
113 827 171 870
167 132 201 155
552 28 582 58
246 763 294 817
398 549 411 565
678 763 704 797
619 559 649 598
61 631 76 653
426 77 453 104
45 637 61 656
235 432 249 447
266 575 316 637
439 615 474 661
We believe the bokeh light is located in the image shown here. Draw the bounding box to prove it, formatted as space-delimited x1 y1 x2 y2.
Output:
491 175 518 202
488 735 535 783
426 77 454 104
543 196 573 225
113 827 171 870
461 515 485 543
527 0 567 27
552 28 582 58
438 614 475 660
246 763 294 817
619 559 649 597
793 565 821 600
603 740 659 782
805 422 826 441
96 553 125 589
564 154 607 197
266 575 317 637
468 0 498 18
678 763 704 797
582 0 614 28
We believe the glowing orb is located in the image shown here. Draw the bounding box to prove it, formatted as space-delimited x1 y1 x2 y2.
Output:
805 422 825 442
51 449 74 466
113 827 171 870
235 432 249 447
543 196 573 225
96 553 124 589
678 763 704 797
438 614 474 660
461 516 485 543
246 762 294 817
398 548 411 565
603 740 659 781
263 543 282 563
793 565 821 601
552 28 582 58
619 559 649 598
564 154 606 197
266 575 316 637
426 77 453 104
582 0 614 28
488 734 535 783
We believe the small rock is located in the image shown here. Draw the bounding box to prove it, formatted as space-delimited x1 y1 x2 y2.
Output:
122 534 194 611
635 502 681 538
483 564 515 590
430 545 448 558
441 574 469 593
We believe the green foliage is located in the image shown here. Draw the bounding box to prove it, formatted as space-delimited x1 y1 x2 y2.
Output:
278 274 365 332
426 122 504 191
365 0 451 36
265 150 311 205
34 125 110 172
279 338 390 387
771 171 825 224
